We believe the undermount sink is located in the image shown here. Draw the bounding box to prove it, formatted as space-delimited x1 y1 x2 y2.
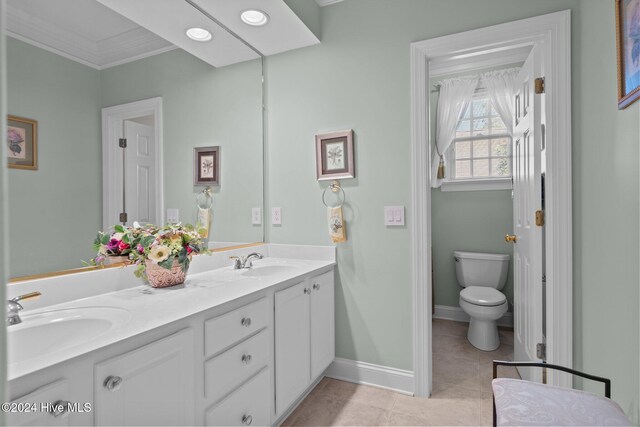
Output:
8 307 131 363
240 263 301 278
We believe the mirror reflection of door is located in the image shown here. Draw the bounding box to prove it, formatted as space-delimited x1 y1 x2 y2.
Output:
123 117 156 226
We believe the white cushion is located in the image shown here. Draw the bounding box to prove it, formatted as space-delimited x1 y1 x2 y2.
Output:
492 378 631 426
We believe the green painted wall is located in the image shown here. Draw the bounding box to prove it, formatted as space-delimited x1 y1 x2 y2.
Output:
6 38 102 277
100 50 264 246
266 0 639 419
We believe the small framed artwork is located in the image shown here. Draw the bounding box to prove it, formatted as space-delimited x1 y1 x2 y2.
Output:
616 0 640 109
7 115 38 170
315 130 355 181
193 146 220 186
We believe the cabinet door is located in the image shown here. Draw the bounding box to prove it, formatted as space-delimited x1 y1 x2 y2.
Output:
7 380 70 426
310 270 335 379
94 329 194 426
275 281 311 415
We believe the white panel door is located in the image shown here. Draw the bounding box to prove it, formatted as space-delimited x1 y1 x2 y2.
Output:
310 271 335 379
124 120 156 225
94 329 195 426
7 380 70 426
512 47 544 382
275 281 311 416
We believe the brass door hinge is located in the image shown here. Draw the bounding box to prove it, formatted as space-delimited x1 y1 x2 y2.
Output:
535 77 545 94
535 210 545 226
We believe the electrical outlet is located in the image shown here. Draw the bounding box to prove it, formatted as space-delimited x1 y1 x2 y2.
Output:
252 207 262 225
272 207 282 225
166 209 179 224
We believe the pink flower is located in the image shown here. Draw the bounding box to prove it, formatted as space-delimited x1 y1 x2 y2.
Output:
137 244 144 254
185 245 193 255
118 241 130 252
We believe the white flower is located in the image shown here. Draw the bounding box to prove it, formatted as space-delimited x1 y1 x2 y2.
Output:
112 232 124 241
148 245 171 263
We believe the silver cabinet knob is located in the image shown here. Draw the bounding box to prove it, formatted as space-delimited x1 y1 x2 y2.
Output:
241 317 252 327
50 400 71 418
313 283 320 290
241 354 252 364
304 288 311 294
104 375 123 392
242 414 253 426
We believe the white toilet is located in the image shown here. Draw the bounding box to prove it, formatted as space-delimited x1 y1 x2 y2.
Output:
454 250 509 351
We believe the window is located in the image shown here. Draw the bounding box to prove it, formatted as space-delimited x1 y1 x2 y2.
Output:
447 93 511 184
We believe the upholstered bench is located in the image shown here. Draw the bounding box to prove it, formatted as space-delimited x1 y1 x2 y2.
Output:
492 361 631 426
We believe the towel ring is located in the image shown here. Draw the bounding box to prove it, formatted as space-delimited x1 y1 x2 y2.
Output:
196 186 214 209
322 180 345 208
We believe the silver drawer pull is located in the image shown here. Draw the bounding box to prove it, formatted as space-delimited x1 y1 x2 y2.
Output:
241 354 252 364
304 288 311 294
313 283 320 290
104 375 123 392
241 317 252 327
50 400 71 418
242 414 253 425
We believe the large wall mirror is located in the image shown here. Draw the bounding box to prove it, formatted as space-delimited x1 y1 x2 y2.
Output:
6 0 264 279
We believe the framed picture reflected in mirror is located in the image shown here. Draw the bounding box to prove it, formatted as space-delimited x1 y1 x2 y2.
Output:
616 0 640 109
7 115 37 170
193 146 220 186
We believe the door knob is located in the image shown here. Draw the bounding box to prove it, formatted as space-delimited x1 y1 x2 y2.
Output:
505 234 517 243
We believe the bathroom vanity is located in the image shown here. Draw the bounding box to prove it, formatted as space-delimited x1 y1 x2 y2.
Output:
6 244 335 426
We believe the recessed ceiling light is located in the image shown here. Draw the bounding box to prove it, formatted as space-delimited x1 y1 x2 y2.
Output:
185 27 212 42
240 9 269 26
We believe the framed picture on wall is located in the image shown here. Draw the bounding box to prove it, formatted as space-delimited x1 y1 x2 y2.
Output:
616 0 640 109
193 146 220 186
315 130 355 181
7 115 37 170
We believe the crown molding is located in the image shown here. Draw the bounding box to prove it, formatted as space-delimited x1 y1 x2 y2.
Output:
315 0 344 6
429 46 529 77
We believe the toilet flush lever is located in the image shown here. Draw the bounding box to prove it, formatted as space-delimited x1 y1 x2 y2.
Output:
505 234 517 243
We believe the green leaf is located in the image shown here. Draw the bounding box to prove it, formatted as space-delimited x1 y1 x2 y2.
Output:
158 258 174 270
114 224 125 233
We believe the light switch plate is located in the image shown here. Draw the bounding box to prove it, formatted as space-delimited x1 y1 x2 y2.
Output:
384 206 405 226
252 207 262 225
272 207 282 225
166 208 179 224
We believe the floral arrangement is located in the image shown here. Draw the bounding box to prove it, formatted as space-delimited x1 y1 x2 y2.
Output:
91 224 134 265
91 223 209 280
128 223 209 279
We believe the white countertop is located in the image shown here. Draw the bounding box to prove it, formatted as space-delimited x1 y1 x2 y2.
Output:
8 256 335 381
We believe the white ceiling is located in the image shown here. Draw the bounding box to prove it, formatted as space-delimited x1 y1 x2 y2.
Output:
6 0 176 69
6 0 321 69
315 0 344 6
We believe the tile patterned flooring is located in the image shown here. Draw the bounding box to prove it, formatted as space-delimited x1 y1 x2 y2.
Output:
282 319 519 426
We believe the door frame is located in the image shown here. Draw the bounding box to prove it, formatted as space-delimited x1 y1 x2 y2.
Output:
101 97 164 231
410 10 572 396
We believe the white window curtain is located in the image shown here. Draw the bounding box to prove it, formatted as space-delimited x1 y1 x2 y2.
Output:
432 75 479 188
482 68 519 135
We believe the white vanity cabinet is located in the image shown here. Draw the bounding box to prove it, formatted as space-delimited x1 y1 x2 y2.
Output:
6 380 72 426
94 329 195 426
275 270 335 416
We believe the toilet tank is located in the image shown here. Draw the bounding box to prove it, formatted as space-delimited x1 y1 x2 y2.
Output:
453 251 509 289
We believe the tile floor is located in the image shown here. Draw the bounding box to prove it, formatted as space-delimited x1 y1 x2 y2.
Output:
282 319 520 426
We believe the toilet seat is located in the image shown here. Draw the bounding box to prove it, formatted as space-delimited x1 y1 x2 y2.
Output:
460 286 506 307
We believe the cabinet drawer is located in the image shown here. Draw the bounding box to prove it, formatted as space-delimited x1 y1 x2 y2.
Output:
205 368 270 427
205 329 269 403
7 379 70 426
205 297 269 357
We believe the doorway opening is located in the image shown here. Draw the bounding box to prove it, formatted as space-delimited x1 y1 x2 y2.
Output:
102 97 164 231
410 11 572 397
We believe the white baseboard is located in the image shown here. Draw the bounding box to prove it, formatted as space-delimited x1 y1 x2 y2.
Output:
433 304 514 328
325 358 414 395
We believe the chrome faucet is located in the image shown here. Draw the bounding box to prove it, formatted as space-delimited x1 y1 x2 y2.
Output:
6 291 41 326
230 253 264 269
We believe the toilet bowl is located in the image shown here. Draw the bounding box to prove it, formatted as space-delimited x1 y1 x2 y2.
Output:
454 251 509 351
